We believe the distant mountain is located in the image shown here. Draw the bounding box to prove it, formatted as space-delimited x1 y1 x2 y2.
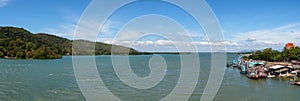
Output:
239 50 256 53
0 26 141 59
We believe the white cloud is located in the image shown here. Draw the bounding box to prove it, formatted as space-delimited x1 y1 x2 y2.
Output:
104 40 173 46
273 23 300 31
42 18 119 41
104 39 239 52
43 20 300 52
43 23 76 39
0 0 10 7
245 38 256 42
42 14 300 52
178 30 201 38
182 33 199 38
227 23 300 51
262 41 281 45
232 23 300 43
111 30 145 41
191 41 239 46
100 20 119 35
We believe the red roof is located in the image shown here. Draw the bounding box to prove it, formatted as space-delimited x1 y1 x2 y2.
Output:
285 43 295 49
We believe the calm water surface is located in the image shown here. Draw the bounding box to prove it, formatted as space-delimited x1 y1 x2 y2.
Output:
0 53 299 101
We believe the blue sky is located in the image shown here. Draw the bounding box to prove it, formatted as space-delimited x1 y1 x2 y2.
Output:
1 0 300 52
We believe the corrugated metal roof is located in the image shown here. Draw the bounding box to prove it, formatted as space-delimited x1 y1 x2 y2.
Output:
293 65 300 69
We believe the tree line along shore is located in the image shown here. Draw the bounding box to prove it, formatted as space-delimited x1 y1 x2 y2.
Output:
242 44 300 62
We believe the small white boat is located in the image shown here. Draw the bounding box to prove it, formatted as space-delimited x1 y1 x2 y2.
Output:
267 73 276 78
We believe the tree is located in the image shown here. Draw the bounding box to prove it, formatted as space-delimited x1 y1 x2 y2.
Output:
26 51 34 59
16 51 25 58
248 46 300 62
0 51 3 58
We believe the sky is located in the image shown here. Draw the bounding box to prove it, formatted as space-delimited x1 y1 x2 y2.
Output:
1 0 300 52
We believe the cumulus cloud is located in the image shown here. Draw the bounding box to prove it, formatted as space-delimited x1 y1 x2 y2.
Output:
191 41 239 46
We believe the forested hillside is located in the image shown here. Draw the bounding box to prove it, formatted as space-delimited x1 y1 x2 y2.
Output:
0 27 141 59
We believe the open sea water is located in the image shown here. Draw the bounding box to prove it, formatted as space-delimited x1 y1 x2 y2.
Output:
0 53 299 101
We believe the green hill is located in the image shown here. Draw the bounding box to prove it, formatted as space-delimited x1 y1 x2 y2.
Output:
0 26 141 59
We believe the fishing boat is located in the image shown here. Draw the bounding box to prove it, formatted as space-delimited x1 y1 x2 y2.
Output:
232 60 239 67
245 61 265 69
289 74 300 86
240 65 247 74
294 82 300 86
231 55 243 68
247 72 259 79
259 72 267 78
267 75 276 78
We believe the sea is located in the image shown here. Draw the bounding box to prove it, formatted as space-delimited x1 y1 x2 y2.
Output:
0 53 299 101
